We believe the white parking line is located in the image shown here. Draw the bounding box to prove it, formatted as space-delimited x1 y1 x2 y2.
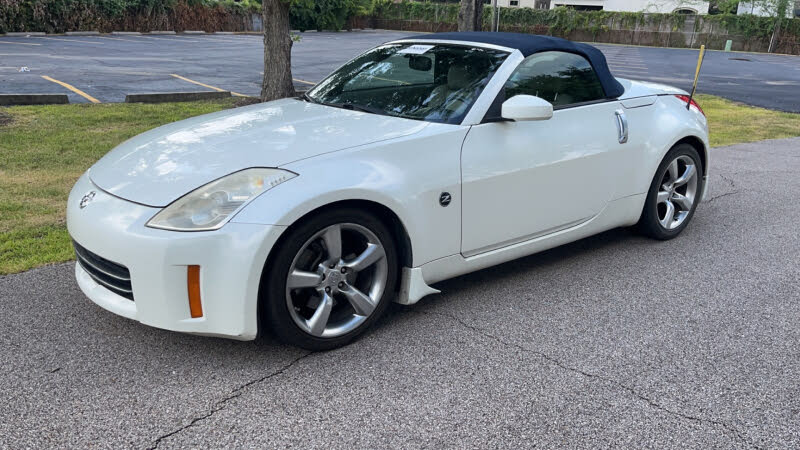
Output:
0 40 41 46
96 36 139 42
610 64 648 70
764 80 800 86
132 35 212 44
34 36 103 45
204 37 263 45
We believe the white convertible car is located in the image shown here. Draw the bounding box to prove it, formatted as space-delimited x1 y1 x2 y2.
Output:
68 32 709 349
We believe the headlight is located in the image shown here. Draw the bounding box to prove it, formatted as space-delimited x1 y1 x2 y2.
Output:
146 168 297 231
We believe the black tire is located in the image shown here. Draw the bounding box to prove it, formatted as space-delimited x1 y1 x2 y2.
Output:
637 143 704 240
261 207 398 351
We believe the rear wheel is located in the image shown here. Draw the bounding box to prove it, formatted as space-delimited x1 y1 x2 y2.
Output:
637 144 703 240
262 208 398 350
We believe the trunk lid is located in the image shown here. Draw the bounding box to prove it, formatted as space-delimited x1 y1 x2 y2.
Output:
617 78 688 99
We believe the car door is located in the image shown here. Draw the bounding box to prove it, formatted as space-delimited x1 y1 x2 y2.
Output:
461 51 634 256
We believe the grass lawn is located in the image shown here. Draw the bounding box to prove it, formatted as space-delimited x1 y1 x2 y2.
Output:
696 94 800 147
0 99 238 275
1 95 799 275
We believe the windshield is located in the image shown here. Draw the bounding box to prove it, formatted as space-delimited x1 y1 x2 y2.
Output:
306 43 509 125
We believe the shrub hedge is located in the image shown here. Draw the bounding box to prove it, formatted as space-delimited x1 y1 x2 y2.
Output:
2 0 798 54
0 0 377 33
290 0 374 31
370 1 799 39
0 0 260 33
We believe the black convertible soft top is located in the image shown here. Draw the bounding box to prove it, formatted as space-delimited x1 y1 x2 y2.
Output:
409 31 625 99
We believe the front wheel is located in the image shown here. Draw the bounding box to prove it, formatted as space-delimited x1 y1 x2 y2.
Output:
637 144 703 240
262 208 398 350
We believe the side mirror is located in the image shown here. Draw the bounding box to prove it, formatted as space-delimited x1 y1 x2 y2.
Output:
501 95 553 121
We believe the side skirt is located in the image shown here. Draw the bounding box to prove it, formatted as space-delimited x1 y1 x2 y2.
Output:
395 267 441 305
395 193 646 305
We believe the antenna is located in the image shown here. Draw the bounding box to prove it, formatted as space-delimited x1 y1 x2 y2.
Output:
687 45 706 110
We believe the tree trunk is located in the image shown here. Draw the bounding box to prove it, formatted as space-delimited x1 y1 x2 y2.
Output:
457 0 484 32
261 0 295 102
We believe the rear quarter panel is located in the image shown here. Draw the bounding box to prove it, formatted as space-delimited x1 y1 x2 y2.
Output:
622 95 709 197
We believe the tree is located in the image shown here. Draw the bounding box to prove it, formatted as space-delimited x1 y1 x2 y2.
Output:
767 0 792 52
260 0 376 102
261 0 296 102
708 0 739 14
740 0 795 52
458 0 484 31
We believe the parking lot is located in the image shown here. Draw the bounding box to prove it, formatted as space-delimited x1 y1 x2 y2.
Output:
2 28 800 448
1 30 800 111
1 137 799 448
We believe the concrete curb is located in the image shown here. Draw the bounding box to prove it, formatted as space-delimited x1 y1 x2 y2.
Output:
182 31 206 34
149 31 176 35
214 32 235 35
111 31 141 35
0 94 69 106
65 31 100 36
5 32 46 36
293 29 363 33
125 91 231 103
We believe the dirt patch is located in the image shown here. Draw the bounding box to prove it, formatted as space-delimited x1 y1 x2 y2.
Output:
0 110 12 126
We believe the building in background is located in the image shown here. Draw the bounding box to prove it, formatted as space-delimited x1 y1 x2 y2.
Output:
497 0 710 14
736 0 799 16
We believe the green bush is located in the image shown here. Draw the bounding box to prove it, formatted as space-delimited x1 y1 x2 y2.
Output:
369 1 799 40
289 0 373 31
0 0 259 33
0 0 378 33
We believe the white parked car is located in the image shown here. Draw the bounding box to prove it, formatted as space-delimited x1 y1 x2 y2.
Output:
68 32 709 350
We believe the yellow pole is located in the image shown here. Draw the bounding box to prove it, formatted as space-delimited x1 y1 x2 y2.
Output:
687 44 705 110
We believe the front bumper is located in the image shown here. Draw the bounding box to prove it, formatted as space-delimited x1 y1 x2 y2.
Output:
67 173 286 340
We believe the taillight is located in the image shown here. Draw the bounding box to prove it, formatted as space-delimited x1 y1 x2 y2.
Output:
675 94 705 116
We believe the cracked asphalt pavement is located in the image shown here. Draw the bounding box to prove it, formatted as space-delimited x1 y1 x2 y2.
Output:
1 137 799 448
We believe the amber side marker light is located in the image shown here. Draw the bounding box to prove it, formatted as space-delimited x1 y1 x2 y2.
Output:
187 265 203 318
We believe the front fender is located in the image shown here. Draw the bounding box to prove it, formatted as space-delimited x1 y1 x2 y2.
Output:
230 124 469 267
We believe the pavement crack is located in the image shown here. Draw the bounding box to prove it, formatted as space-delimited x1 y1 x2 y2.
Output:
704 173 740 203
422 310 761 449
705 190 740 203
147 351 312 449
718 173 736 189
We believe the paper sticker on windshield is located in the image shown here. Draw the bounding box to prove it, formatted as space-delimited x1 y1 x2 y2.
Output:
398 45 435 55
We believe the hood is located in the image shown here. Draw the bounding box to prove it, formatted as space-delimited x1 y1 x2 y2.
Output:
89 98 429 206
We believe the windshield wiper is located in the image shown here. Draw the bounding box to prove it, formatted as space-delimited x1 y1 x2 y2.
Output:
328 102 389 116
301 92 319 104
340 103 379 113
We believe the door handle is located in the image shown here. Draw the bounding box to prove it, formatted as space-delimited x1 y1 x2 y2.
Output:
614 110 628 144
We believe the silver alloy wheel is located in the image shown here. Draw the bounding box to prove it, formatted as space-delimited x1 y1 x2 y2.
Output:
285 223 388 338
656 155 699 230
